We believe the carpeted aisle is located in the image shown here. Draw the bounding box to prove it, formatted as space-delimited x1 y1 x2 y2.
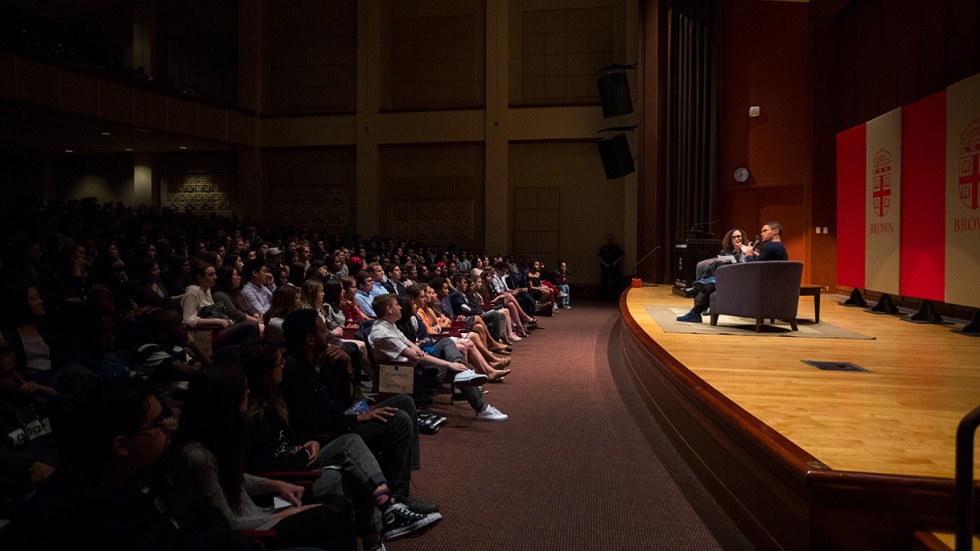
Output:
391 300 754 551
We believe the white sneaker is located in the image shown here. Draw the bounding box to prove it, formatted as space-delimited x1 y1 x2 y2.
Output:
476 404 508 421
552 304 559 313
453 369 488 387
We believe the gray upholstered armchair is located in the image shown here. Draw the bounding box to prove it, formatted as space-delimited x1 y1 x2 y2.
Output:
708 261 804 332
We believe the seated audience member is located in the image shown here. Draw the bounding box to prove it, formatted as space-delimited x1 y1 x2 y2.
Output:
135 308 210 386
88 256 144 326
162 255 191 297
369 294 508 421
0 284 65 385
411 283 511 376
180 262 259 350
527 260 560 313
486 263 537 334
306 260 329 282
239 341 441 548
287 261 307 288
353 271 379 318
397 294 510 384
213 265 263 326
551 261 572 309
299 277 366 379
129 258 174 310
49 301 128 396
326 253 346 281
241 258 276 316
447 274 511 343
56 242 89 301
280 309 427 500
176 362 358 550
381 263 407 296
489 261 536 317
340 276 367 325
468 272 523 341
275 263 291 288
0 344 58 515
677 222 788 323
1 377 251 550
400 262 418 287
366 263 392 297
323 279 371 381
434 276 511 351
4 238 77 310
263 285 301 344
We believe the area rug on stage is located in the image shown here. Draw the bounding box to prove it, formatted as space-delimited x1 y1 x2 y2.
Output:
645 306 875 340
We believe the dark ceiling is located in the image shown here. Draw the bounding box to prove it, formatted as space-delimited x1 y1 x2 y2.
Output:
0 99 237 156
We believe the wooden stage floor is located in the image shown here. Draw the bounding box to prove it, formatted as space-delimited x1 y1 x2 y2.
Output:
622 284 980 480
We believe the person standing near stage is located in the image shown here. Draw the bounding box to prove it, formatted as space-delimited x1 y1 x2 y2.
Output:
597 235 624 300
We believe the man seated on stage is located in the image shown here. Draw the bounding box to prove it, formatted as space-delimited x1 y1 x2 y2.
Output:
677 221 788 323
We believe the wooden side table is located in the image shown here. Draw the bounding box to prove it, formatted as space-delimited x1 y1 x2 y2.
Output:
799 284 822 322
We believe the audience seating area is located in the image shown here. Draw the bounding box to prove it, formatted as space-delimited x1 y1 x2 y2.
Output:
0 196 572 550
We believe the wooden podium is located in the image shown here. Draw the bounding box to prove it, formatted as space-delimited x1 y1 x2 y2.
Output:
671 239 718 294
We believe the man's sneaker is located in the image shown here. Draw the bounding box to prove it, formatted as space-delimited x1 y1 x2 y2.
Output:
394 495 440 515
453 369 488 387
476 404 508 421
676 309 703 323
382 502 442 540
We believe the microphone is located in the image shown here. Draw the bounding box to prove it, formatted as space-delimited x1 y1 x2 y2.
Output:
633 245 662 272
631 246 662 287
689 218 720 233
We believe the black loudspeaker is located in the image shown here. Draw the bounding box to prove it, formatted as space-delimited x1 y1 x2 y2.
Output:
597 134 635 179
597 73 633 117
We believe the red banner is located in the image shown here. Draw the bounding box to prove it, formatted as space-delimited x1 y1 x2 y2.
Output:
836 124 866 289
900 91 946 301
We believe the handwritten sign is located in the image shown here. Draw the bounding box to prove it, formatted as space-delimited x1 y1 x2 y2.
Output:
379 364 414 394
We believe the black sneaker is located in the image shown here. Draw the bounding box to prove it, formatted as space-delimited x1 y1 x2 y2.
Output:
394 494 440 514
382 502 442 540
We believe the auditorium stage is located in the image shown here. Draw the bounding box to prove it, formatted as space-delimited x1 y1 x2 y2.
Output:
619 285 980 549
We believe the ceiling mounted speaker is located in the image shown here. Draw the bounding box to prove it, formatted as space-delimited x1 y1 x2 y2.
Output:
597 134 635 179
597 73 633 118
